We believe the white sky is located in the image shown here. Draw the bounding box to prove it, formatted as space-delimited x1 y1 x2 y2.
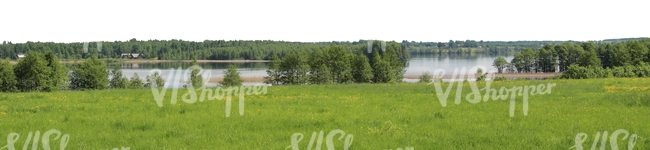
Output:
1 0 648 43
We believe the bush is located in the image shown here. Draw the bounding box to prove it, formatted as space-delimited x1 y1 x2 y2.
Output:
13 51 52 92
492 76 508 81
128 73 144 89
418 71 432 83
562 64 650 79
70 56 109 90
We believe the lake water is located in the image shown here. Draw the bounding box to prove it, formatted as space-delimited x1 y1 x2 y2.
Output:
112 53 513 87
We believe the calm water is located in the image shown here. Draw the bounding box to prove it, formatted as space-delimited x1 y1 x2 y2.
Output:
112 53 513 87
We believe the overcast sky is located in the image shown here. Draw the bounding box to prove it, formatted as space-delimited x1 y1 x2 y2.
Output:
1 0 648 43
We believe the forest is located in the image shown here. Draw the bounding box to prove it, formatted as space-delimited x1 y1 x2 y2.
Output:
2 38 645 60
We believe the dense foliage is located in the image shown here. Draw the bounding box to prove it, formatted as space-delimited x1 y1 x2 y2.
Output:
264 41 408 85
3 52 166 92
492 39 650 78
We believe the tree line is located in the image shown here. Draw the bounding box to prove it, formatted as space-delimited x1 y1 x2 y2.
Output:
264 41 408 85
0 51 168 92
491 38 650 79
0 39 405 61
3 38 642 61
405 38 646 55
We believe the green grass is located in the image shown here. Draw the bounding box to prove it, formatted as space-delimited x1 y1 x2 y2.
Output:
1 78 649 149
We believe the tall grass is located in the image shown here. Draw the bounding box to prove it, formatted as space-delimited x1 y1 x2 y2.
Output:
0 78 649 149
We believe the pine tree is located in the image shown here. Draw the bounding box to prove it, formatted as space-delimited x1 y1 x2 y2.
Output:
220 64 243 86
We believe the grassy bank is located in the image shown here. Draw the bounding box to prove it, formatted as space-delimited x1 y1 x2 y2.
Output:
0 78 649 149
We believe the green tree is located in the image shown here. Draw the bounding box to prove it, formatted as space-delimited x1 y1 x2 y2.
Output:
577 50 601 67
536 46 557 73
580 42 598 53
278 51 310 85
476 68 486 81
70 56 109 90
128 73 144 89
323 45 352 83
555 44 569 71
384 44 404 82
511 48 537 73
188 59 204 88
627 41 648 65
449 40 456 49
350 52 373 83
109 65 127 89
145 71 165 88
612 43 631 67
264 54 282 85
311 64 332 84
14 51 52 92
44 51 68 91
0 59 18 92
220 64 243 86
371 51 393 83
597 43 615 68
492 56 508 73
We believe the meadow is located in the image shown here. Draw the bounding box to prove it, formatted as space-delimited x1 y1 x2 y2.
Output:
1 78 649 149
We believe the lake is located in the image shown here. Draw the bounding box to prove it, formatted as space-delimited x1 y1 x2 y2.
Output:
111 53 514 87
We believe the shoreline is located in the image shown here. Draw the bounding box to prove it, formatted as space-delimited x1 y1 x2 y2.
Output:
206 73 561 83
403 72 561 80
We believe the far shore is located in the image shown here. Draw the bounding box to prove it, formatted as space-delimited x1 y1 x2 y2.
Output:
403 72 561 80
203 73 561 83
8 59 270 64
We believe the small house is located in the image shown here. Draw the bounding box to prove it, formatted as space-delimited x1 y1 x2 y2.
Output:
120 53 146 59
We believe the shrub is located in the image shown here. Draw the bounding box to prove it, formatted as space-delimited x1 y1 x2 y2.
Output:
418 71 432 83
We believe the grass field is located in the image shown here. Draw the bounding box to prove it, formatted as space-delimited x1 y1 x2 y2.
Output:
1 78 649 149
